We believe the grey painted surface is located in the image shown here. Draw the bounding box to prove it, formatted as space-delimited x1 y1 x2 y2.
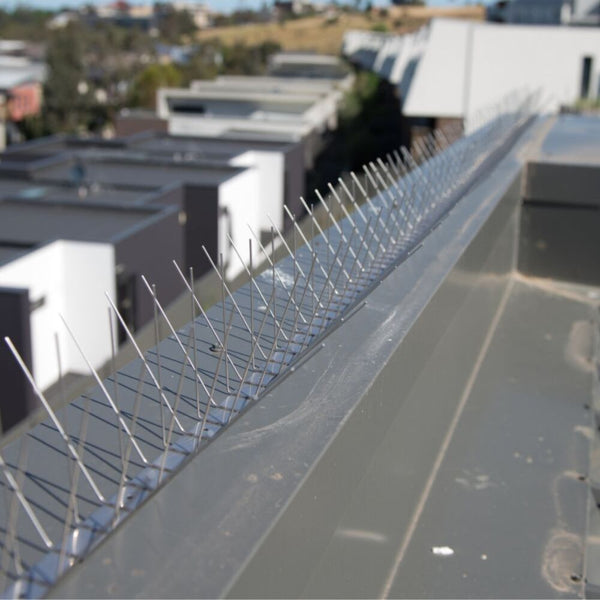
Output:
519 202 600 286
519 114 600 286
538 115 600 167
384 279 592 598
524 162 600 205
48 115 541 599
0 201 161 245
226 157 522 599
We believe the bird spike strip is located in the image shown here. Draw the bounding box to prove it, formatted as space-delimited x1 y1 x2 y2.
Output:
0 90 538 597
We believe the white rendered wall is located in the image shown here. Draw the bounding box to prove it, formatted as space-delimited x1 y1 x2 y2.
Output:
403 19 470 118
167 114 309 139
0 241 115 390
230 150 285 233
60 242 116 379
218 169 261 280
467 24 600 125
402 19 600 128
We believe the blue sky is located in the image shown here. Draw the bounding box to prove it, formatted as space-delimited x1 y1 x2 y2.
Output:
5 0 493 13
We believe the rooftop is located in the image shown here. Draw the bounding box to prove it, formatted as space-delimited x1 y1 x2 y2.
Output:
538 113 600 166
31 156 248 189
0 200 170 246
0 179 146 205
1 93 600 598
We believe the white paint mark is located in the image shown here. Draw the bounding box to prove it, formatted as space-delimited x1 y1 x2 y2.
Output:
455 470 498 491
481 554 488 561
432 546 454 557
337 528 388 543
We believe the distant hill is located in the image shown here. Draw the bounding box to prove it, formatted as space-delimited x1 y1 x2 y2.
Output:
196 6 485 55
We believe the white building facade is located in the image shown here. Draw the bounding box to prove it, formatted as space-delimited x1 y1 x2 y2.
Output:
344 19 600 131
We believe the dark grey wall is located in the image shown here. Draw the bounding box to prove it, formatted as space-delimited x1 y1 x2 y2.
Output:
518 160 600 285
114 210 185 332
182 184 219 277
524 162 600 206
519 202 600 285
283 143 306 231
0 287 35 431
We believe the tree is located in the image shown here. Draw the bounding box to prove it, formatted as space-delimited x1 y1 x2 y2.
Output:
128 63 183 109
154 3 197 43
43 23 91 132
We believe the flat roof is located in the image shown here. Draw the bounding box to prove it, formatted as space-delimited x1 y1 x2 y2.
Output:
195 75 345 94
0 200 166 245
0 179 144 204
0 61 45 89
33 157 247 189
128 132 294 155
537 114 600 167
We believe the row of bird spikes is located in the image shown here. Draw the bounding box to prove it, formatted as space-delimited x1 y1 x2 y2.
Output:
0 93 536 597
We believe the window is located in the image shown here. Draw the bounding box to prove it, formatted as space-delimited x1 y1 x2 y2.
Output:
581 56 593 98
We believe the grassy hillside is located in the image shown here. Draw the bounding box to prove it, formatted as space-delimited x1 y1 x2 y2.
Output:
196 6 484 55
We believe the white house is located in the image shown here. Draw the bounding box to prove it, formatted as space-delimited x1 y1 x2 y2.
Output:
344 19 600 132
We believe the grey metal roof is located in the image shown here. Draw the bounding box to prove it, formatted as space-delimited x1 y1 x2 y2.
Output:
128 132 294 155
0 200 166 245
0 180 144 205
33 158 247 189
539 114 600 166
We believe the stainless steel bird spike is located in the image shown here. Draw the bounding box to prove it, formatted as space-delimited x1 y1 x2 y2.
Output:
5 337 105 504
201 246 269 361
265 216 317 324
278 252 319 366
299 196 353 280
371 159 418 226
0 446 54 549
245 226 296 340
187 267 202 427
115 360 146 518
365 162 412 236
171 259 244 389
326 182 376 263
105 293 185 434
53 332 83 527
225 235 290 361
157 328 196 483
230 261 287 413
282 204 342 291
255 268 303 392
340 176 396 255
59 314 148 467
215 253 233 393
107 310 125 476
0 435 28 584
151 284 167 447
141 276 215 417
